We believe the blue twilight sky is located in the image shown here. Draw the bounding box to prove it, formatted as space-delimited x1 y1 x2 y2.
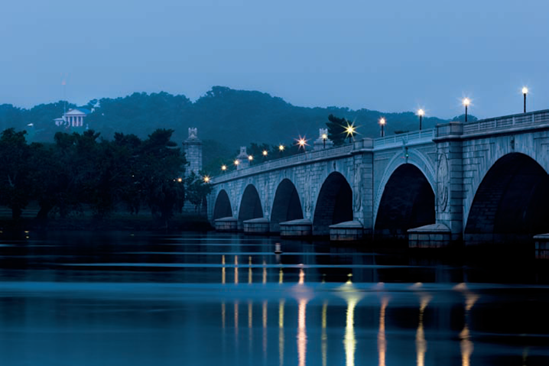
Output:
0 0 548 119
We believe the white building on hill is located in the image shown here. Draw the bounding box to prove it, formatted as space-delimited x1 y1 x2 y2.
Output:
54 108 91 128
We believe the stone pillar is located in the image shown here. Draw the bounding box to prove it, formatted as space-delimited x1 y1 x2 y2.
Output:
352 138 374 235
235 147 249 170
433 122 464 242
183 128 203 177
313 128 333 150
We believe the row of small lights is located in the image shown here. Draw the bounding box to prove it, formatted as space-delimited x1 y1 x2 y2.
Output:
211 87 531 178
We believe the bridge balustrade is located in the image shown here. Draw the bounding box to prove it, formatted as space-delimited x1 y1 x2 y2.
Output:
373 129 435 148
460 109 549 135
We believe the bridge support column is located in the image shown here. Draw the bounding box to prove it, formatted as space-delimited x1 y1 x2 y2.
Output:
534 234 549 259
352 138 374 236
279 219 312 237
215 217 238 232
434 122 464 243
330 221 364 241
243 218 270 234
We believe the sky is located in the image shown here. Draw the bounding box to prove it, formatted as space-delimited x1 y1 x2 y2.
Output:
1 0 548 119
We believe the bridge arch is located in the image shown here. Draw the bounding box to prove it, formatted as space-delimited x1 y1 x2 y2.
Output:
313 172 353 236
270 179 304 232
374 164 435 238
373 148 436 227
212 189 232 220
464 152 549 244
463 139 549 227
238 184 263 222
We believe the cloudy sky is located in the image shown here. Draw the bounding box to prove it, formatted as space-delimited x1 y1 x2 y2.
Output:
1 0 548 119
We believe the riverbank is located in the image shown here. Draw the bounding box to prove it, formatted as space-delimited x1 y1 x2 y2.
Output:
0 212 213 232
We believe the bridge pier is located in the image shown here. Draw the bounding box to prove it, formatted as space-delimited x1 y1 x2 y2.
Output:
329 221 364 241
408 223 451 248
279 219 312 237
214 217 238 232
243 218 270 234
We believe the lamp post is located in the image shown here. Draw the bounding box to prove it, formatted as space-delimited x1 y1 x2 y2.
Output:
522 87 528 113
262 150 268 162
462 98 470 122
322 133 327 149
417 109 425 131
248 155 254 164
344 123 356 143
279 144 285 157
234 159 240 167
221 164 227 173
297 137 307 152
379 117 386 137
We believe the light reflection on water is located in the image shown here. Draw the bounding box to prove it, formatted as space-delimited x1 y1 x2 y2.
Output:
0 232 547 366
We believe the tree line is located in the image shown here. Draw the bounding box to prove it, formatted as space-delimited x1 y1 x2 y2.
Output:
0 128 211 225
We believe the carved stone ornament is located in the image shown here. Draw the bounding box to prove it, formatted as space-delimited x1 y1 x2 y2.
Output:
437 153 449 212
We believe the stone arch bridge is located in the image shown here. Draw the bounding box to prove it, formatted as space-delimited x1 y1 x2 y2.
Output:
208 110 549 248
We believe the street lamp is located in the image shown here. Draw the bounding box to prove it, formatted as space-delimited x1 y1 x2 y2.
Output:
417 109 425 130
522 87 528 113
221 164 227 172
344 123 356 143
322 133 327 149
262 150 268 161
462 98 470 122
248 155 254 162
234 159 240 167
379 117 386 137
297 137 307 152
203 176 210 183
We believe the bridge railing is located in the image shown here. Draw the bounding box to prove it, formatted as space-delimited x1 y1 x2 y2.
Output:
439 109 549 136
212 143 354 182
373 128 435 148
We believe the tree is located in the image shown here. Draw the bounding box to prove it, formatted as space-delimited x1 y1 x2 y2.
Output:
185 172 213 212
326 114 349 146
0 129 32 219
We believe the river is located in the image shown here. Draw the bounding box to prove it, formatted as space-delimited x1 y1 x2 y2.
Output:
0 231 547 365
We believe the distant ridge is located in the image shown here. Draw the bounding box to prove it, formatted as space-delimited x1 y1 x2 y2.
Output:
0 86 468 147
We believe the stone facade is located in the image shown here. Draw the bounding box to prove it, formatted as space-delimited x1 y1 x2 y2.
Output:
183 128 202 176
208 109 549 249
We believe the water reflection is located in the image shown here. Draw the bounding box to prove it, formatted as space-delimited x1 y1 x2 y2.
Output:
378 297 388 366
234 255 239 284
416 294 431 366
248 256 253 284
339 276 364 366
279 299 285 366
459 288 479 366
321 301 328 366
0 232 546 366
297 298 307 366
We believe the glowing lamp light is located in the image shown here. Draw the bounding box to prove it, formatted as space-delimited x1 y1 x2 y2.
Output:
279 144 285 151
345 123 356 137
177 177 183 183
417 109 425 117
297 138 307 148
522 87 528 113
379 117 386 125
234 159 240 166
322 133 328 140
262 150 268 156
248 155 254 161
221 165 227 171
203 176 210 183
462 98 471 107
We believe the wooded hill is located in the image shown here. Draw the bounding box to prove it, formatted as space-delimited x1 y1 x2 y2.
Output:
0 86 475 173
